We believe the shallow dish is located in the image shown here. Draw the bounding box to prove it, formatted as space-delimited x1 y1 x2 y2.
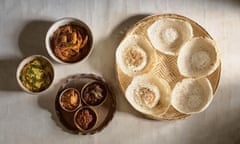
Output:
45 17 93 64
16 55 54 94
55 74 116 134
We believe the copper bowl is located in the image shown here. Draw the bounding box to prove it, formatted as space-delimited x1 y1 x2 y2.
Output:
81 80 108 106
74 106 98 132
59 88 82 112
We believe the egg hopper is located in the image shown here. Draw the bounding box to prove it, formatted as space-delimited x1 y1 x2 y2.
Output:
116 14 221 120
55 74 116 134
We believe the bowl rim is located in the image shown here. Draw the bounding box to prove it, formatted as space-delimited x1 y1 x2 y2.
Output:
59 87 82 112
81 80 108 106
16 55 55 95
45 17 94 64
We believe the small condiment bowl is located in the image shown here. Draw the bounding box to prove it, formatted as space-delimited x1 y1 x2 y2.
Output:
81 80 108 106
16 55 55 95
45 17 94 64
59 88 82 112
74 106 98 132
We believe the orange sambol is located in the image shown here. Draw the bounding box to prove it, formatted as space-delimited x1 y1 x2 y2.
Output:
51 24 90 62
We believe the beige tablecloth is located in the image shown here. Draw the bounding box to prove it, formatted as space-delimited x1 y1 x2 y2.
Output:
0 0 239 144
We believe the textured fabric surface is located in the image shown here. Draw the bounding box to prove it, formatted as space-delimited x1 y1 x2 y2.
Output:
0 0 239 144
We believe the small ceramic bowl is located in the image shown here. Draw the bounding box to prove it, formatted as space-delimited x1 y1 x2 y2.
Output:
45 17 94 64
16 55 54 94
59 88 82 112
74 106 98 132
81 80 108 106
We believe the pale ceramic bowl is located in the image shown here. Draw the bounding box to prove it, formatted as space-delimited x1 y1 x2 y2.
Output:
16 55 54 95
45 17 94 64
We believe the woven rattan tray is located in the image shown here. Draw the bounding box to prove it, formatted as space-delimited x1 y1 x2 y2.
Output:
116 14 221 120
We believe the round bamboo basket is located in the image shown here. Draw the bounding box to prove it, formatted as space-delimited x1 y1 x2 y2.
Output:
116 14 221 120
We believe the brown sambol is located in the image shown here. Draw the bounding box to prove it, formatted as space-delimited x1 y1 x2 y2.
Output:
51 24 90 62
74 107 97 131
82 81 108 106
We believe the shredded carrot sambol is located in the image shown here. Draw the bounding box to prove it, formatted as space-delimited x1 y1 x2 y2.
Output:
51 24 89 62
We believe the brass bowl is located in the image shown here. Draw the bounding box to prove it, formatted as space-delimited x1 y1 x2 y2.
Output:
74 106 98 132
55 74 116 134
81 80 108 106
59 88 82 112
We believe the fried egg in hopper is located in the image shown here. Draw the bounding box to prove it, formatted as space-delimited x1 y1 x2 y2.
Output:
125 74 171 117
116 35 156 77
147 18 193 56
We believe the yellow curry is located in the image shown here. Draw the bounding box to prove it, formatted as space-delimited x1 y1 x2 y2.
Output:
20 58 53 92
